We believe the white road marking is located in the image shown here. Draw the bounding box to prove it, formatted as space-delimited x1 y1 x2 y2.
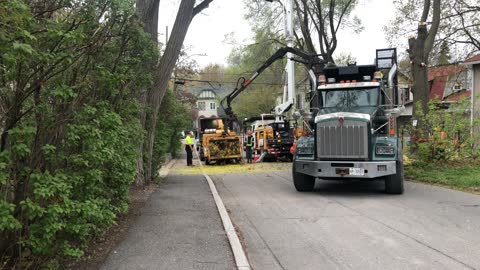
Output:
194 150 251 270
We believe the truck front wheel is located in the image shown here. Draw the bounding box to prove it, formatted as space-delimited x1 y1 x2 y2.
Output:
385 160 404 194
293 163 315 192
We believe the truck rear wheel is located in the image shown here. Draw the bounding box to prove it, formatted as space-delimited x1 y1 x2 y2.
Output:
292 163 315 192
385 160 404 194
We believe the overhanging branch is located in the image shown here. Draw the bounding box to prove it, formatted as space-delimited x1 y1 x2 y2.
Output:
193 0 214 17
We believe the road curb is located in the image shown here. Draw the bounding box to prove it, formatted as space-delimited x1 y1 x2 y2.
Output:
195 151 251 270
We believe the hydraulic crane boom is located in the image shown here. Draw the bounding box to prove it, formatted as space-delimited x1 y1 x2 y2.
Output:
220 46 325 133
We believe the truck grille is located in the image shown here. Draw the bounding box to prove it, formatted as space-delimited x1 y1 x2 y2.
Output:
316 119 369 160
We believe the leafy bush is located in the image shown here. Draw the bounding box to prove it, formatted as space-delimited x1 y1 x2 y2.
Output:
152 89 191 175
0 0 157 267
408 98 480 162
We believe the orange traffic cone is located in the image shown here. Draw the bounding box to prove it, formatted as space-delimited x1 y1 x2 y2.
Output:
253 151 259 163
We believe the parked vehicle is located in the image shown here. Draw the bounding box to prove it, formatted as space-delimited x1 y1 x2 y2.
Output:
293 48 405 194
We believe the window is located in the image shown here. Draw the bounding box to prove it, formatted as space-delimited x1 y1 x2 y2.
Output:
210 102 216 110
198 101 206 110
200 90 216 99
322 87 379 108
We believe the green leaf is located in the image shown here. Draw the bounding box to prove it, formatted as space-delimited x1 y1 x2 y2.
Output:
12 42 34 55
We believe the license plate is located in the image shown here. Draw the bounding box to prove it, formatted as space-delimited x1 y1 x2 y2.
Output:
349 168 364 176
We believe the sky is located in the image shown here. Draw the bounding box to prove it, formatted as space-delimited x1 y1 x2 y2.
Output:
158 0 397 68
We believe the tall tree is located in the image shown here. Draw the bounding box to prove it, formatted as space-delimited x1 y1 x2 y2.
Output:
137 0 160 40
244 0 361 63
199 63 226 82
135 0 160 185
294 0 361 63
385 0 479 61
407 0 441 115
136 0 214 184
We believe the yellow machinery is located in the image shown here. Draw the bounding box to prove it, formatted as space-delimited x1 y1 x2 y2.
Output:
198 117 242 165
245 114 295 162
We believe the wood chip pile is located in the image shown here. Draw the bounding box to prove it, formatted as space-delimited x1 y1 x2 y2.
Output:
209 138 241 158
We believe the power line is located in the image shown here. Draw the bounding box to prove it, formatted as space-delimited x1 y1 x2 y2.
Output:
172 77 310 87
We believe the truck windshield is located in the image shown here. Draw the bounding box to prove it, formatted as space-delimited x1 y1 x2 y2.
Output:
322 87 379 108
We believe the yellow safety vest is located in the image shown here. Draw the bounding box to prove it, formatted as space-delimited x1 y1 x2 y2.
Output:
245 136 253 147
185 136 194 145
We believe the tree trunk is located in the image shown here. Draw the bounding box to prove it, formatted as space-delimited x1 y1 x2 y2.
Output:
136 0 160 41
408 0 441 155
137 0 213 183
409 24 430 116
143 0 196 183
135 0 159 185
409 0 441 118
135 90 147 186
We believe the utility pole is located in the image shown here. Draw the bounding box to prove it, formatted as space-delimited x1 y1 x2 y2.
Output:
285 0 295 116
266 0 296 121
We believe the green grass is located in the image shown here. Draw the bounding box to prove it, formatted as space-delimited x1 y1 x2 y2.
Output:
405 161 480 192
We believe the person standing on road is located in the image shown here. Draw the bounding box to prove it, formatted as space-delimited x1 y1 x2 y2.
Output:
185 131 195 166
244 130 254 164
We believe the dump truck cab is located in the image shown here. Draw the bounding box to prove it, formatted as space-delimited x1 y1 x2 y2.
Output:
293 49 404 194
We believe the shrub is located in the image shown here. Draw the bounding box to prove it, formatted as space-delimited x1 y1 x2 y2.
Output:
0 0 156 267
407 98 480 163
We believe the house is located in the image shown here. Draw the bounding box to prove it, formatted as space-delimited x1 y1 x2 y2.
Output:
403 63 472 117
427 64 471 102
462 54 480 121
196 89 219 119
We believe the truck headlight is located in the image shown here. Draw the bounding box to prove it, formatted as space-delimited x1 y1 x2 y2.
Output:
375 146 395 155
297 147 313 155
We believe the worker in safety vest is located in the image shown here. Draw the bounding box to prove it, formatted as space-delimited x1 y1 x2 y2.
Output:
184 131 194 166
244 130 254 163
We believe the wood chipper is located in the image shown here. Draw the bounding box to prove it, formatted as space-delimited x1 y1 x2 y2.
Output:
197 117 242 165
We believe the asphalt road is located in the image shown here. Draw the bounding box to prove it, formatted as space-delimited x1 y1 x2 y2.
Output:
212 170 480 270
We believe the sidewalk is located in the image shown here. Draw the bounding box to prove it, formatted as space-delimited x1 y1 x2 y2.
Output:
101 156 235 270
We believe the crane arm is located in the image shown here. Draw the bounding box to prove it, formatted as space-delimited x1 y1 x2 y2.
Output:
220 46 324 133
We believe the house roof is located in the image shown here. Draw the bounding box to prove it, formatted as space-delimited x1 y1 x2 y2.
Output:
463 54 480 65
443 89 471 102
427 65 466 100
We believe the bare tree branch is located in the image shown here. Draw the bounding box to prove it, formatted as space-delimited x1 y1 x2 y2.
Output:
193 0 214 16
421 0 431 22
